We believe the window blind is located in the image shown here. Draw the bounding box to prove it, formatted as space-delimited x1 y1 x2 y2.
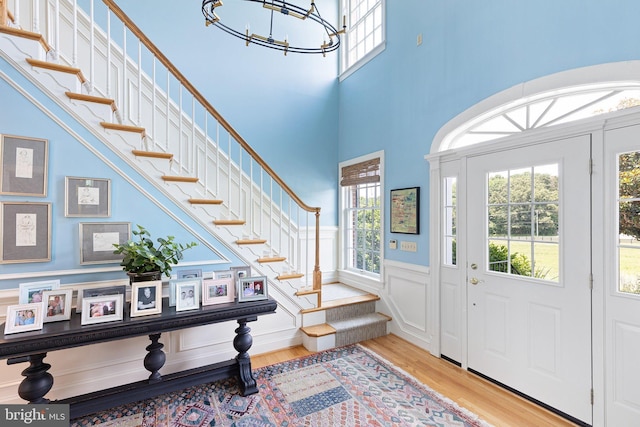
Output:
340 157 380 186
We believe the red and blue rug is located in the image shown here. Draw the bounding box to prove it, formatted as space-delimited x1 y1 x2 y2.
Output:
71 344 492 426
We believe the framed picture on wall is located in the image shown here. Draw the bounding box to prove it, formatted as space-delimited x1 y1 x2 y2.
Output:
0 134 48 196
65 177 111 217
1 202 52 264
390 187 420 234
79 222 130 265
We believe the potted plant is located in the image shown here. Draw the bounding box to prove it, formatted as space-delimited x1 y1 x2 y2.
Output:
113 224 197 283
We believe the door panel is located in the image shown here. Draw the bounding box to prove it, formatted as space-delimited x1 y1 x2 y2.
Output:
604 124 640 426
467 135 592 424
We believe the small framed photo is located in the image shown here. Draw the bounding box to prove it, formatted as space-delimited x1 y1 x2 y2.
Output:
81 294 124 325
130 280 162 317
77 284 127 313
238 276 268 302
214 270 234 280
175 280 200 311
42 289 73 323
65 177 111 217
390 187 420 234
18 279 60 304
1 202 52 264
169 277 202 307
230 265 251 295
79 222 130 265
177 268 202 279
4 303 44 334
202 277 235 306
0 134 48 196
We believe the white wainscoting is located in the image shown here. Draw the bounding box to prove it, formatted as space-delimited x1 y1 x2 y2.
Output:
381 260 433 352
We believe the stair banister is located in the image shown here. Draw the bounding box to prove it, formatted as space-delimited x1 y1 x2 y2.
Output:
0 0 7 26
100 0 322 290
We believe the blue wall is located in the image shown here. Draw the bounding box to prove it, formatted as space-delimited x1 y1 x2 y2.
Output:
338 0 640 265
0 59 243 290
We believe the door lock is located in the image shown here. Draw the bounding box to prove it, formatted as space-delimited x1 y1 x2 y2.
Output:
470 263 478 270
470 277 484 285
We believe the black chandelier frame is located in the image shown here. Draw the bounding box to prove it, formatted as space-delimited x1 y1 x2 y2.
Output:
202 0 346 55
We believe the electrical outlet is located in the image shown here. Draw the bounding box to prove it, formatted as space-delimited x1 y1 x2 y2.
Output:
400 241 417 252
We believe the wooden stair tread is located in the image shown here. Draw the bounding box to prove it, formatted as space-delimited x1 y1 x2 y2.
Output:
236 239 267 245
258 256 287 263
300 323 336 337
295 287 320 296
26 58 85 82
161 176 199 183
189 198 223 205
300 293 380 314
132 150 173 160
100 122 145 135
277 273 304 280
66 92 116 110
1 27 51 51
213 219 245 226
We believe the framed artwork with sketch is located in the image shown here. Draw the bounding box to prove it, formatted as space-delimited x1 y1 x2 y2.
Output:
65 176 111 217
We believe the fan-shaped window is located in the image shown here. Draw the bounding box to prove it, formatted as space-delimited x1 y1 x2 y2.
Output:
441 84 640 151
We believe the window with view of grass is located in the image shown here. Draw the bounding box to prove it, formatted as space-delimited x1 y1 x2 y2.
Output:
486 165 560 282
618 151 640 295
341 154 382 277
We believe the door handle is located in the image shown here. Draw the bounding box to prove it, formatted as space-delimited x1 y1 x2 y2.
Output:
470 277 484 285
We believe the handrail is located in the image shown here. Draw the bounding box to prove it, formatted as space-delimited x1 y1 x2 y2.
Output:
102 0 319 216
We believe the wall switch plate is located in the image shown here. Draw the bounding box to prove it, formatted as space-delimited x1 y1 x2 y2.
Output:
400 241 417 252
389 239 397 249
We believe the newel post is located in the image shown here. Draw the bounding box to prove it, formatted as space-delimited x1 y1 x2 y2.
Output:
313 208 322 290
0 0 7 26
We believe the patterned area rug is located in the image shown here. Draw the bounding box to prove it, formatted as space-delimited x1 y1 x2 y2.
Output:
71 344 492 426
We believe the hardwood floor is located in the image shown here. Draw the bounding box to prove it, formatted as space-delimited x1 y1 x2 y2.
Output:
252 334 578 426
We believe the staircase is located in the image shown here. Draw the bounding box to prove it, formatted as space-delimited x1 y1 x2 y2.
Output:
0 0 390 351
300 284 391 351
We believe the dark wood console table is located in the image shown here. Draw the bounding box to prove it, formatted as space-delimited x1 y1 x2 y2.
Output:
0 297 277 418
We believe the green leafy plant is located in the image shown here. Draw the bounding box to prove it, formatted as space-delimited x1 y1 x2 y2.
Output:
113 225 197 278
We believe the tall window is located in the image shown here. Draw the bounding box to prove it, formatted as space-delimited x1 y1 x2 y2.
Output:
341 0 385 75
618 151 640 295
443 177 457 266
341 154 382 277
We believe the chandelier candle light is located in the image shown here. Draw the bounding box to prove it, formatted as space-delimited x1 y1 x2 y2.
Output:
202 0 346 55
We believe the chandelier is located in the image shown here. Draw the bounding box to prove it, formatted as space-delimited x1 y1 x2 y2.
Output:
202 0 346 55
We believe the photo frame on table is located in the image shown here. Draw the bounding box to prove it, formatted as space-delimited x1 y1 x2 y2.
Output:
18 279 60 304
4 303 44 335
81 294 124 325
202 277 235 306
65 176 111 217
177 268 202 279
77 284 127 313
390 187 420 235
130 280 162 317
175 280 200 312
214 270 234 280
230 265 251 294
0 134 48 196
238 276 268 302
1 202 51 264
79 222 130 265
43 289 73 323
169 277 202 307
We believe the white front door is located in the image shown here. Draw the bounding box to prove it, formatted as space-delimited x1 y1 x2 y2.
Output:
466 135 592 424
603 124 640 426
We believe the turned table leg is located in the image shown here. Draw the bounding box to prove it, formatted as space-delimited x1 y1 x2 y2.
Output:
234 318 257 395
9 353 54 404
144 333 165 383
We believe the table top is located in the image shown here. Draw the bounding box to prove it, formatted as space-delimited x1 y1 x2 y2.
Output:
0 297 277 359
